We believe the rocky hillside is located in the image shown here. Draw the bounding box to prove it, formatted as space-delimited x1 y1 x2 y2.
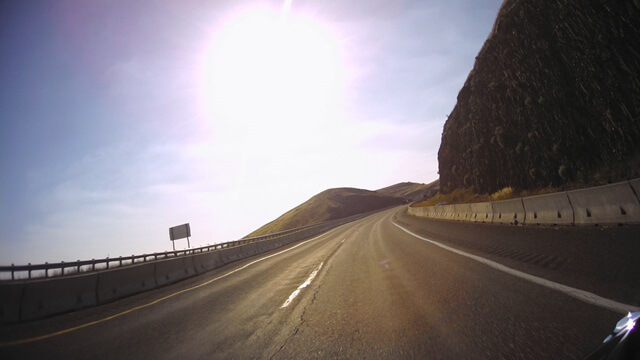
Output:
244 188 404 238
438 0 640 194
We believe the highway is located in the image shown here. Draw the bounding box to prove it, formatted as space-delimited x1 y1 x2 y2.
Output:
1 206 639 359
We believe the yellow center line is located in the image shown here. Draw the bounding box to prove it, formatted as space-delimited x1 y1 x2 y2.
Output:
0 227 343 348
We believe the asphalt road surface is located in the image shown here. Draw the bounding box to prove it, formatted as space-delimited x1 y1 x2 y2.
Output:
1 206 639 359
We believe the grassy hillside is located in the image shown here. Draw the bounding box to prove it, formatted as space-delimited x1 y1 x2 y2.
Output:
376 180 439 202
244 188 405 238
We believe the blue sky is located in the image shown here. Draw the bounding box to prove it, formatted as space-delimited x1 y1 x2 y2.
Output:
0 0 501 265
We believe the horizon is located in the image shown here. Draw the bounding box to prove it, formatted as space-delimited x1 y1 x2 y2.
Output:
0 0 501 265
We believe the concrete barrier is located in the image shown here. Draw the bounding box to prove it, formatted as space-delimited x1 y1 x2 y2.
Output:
470 202 493 223
240 243 259 258
454 204 472 221
409 205 435 219
218 247 244 264
192 252 223 275
97 262 157 304
630 179 640 202
155 256 196 286
256 240 274 253
0 283 24 325
435 206 446 219
443 205 456 220
492 198 526 224
0 211 366 324
567 181 640 225
414 206 427 218
522 192 574 225
407 206 418 216
21 274 98 321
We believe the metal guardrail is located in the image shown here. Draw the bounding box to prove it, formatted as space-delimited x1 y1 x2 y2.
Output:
0 221 323 281
0 206 396 282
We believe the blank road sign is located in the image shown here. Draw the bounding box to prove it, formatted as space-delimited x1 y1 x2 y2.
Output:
169 223 191 241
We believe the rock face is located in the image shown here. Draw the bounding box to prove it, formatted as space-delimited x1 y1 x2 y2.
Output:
438 0 640 194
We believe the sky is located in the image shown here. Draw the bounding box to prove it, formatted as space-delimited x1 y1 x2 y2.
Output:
0 0 502 265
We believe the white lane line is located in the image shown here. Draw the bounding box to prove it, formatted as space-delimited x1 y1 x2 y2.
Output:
392 221 639 314
281 262 324 308
0 227 346 348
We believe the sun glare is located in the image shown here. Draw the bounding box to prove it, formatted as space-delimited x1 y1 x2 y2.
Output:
200 5 346 151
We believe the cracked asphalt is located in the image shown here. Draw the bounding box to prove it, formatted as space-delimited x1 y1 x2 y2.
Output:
2 206 637 359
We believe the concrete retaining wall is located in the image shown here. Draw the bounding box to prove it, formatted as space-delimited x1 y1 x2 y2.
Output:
523 192 574 225
630 179 640 199
241 243 260 257
0 283 23 325
443 205 456 220
568 182 640 225
97 262 157 304
492 198 526 224
0 210 371 324
192 252 224 275
470 202 493 223
454 204 472 221
21 274 98 321
218 247 244 264
155 256 196 286
435 206 443 219
408 178 640 227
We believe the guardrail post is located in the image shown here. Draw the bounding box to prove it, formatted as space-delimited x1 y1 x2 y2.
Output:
106 257 110 269
28 263 31 279
119 256 122 267
92 259 95 271
45 262 49 277
11 263 14 280
76 260 80 273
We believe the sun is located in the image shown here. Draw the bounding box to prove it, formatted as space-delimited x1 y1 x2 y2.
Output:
200 5 346 150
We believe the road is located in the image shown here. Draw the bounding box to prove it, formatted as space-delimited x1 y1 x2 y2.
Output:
1 206 639 359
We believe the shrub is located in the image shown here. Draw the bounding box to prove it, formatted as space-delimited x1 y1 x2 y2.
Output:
491 187 515 201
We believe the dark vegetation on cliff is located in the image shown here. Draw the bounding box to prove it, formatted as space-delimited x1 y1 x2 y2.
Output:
438 0 640 194
244 188 405 238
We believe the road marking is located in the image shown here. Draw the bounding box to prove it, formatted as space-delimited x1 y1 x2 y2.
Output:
392 221 640 314
281 262 324 308
0 227 346 348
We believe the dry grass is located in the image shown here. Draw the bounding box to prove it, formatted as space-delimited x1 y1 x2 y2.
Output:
412 188 489 207
412 185 561 207
490 187 514 201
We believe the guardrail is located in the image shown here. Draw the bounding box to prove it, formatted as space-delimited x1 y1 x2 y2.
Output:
0 206 395 282
0 217 339 281
408 179 640 226
0 206 395 324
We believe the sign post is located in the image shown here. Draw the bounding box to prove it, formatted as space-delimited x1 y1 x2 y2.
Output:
169 223 191 251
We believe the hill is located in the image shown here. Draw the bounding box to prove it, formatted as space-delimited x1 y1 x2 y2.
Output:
438 0 640 194
244 188 405 238
376 179 440 202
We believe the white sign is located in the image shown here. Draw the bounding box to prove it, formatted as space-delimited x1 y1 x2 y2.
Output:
169 223 191 241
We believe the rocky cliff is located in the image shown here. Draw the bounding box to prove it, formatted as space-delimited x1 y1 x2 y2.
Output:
438 0 640 194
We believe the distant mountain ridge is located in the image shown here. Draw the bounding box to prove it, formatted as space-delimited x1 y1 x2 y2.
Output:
244 185 412 238
376 180 439 202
